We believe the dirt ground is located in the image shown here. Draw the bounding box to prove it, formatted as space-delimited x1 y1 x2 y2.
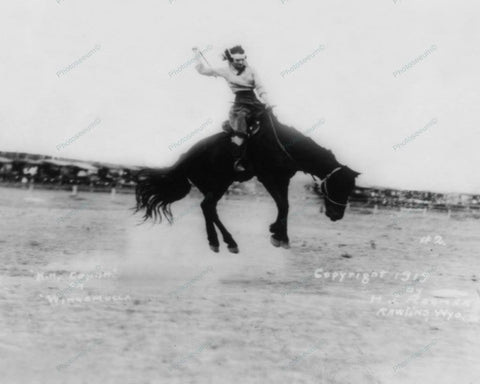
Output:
0 186 478 384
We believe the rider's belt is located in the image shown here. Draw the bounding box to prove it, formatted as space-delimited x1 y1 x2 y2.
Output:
234 90 259 105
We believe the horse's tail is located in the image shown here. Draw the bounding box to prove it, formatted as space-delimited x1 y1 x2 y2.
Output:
135 162 191 223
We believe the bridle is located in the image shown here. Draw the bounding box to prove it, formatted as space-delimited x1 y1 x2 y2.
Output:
321 167 348 207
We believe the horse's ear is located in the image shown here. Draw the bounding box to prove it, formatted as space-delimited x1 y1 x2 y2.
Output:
345 166 361 178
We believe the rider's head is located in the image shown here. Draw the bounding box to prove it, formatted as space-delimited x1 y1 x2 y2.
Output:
223 45 246 71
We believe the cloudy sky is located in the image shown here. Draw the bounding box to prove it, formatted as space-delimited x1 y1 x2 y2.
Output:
1 0 479 193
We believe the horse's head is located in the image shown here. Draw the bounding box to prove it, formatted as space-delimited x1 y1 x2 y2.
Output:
320 166 360 221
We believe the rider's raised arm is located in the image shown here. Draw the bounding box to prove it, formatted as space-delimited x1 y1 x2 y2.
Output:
194 58 227 78
195 61 218 77
192 47 222 77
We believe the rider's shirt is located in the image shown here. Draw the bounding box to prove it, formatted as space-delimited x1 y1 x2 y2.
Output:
195 61 268 103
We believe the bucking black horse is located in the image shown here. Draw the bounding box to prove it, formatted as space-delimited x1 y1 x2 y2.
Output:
135 108 360 253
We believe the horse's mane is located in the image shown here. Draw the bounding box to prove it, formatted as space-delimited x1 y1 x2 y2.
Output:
264 115 341 177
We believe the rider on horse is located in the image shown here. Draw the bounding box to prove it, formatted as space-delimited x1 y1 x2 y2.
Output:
193 45 272 172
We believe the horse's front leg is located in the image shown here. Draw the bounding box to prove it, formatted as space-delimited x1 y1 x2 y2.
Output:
273 197 290 249
259 177 290 248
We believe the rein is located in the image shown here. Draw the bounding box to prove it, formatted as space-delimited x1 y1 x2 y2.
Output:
321 167 347 207
266 111 299 166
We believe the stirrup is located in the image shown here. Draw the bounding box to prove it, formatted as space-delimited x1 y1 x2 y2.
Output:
234 160 246 172
248 122 261 136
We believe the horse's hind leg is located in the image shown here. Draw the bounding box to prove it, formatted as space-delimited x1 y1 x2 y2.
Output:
212 212 239 253
201 186 238 253
203 187 239 253
201 193 220 252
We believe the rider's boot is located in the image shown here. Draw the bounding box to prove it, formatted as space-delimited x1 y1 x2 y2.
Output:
231 135 247 173
231 112 249 173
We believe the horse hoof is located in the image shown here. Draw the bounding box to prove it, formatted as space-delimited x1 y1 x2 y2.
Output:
210 245 219 253
270 236 281 247
271 236 290 249
228 246 239 254
269 223 279 234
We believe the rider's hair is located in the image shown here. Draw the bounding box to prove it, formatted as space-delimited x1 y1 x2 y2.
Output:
222 45 246 62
